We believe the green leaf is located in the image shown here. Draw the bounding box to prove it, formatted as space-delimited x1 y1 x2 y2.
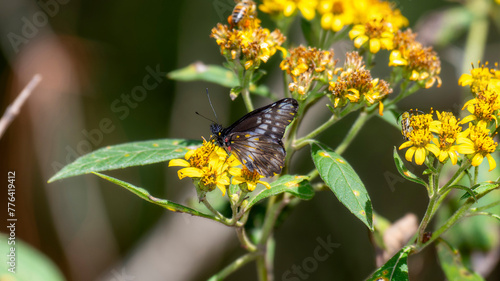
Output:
449 184 477 201
167 62 238 88
460 181 500 200
49 139 201 182
167 62 271 98
92 172 221 222
0 233 65 281
367 246 411 281
311 143 373 231
393 147 427 186
376 106 401 130
245 175 314 210
300 17 316 47
436 240 485 281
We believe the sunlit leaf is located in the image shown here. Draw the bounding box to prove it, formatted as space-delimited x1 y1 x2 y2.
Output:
311 143 373 231
245 175 313 211
93 172 221 222
393 147 427 186
49 139 201 182
367 246 411 281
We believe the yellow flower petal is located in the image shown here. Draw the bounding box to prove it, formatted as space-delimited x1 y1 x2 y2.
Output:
369 38 381 53
169 159 190 167
486 154 496 171
471 153 484 167
414 147 426 165
259 180 272 190
178 167 203 179
405 146 416 162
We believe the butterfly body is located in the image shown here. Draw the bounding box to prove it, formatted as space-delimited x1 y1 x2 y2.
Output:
211 98 299 177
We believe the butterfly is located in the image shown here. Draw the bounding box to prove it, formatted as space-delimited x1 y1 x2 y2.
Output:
210 98 299 177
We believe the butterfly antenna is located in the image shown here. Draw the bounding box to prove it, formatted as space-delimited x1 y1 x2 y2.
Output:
195 111 216 123
206 88 219 123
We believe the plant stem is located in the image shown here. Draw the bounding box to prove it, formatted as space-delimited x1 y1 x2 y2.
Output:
256 255 268 281
208 252 260 281
242 87 254 112
471 200 500 212
241 68 255 111
335 111 369 155
415 193 440 248
294 114 337 149
439 161 471 194
418 198 476 251
236 227 257 252
201 198 228 222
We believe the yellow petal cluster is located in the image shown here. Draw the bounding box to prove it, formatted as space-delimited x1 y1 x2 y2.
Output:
211 18 285 70
389 29 441 88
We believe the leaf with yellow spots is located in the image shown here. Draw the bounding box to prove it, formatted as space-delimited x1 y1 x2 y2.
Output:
436 240 484 281
92 172 221 222
393 147 427 187
311 143 373 231
49 139 201 182
459 181 499 201
245 175 314 211
367 246 411 281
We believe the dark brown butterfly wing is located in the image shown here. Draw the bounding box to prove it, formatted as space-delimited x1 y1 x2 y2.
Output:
213 98 299 177
227 134 286 177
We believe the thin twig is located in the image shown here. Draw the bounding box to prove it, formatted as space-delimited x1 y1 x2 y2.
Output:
0 74 42 138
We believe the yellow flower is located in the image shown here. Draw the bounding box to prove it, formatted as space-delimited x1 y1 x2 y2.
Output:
280 45 337 98
169 139 240 196
458 62 500 94
211 18 285 70
317 0 354 32
429 111 467 165
461 89 500 126
259 0 317 20
349 17 394 53
329 52 392 112
351 0 408 29
229 167 271 192
364 78 392 115
398 111 440 165
456 123 498 171
390 29 441 88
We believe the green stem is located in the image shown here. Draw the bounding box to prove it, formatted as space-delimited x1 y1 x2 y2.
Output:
417 198 476 251
335 111 369 155
256 255 268 281
208 252 260 281
258 195 286 245
471 200 500 212
415 194 440 248
307 168 319 180
236 227 257 252
241 67 255 112
242 87 254 112
294 115 337 149
439 161 471 193
201 198 228 223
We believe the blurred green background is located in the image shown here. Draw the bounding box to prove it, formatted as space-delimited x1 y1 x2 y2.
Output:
1 0 499 280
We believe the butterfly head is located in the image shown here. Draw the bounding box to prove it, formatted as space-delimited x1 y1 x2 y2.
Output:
210 123 225 146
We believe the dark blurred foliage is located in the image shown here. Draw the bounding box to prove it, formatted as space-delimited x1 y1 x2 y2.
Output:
0 0 498 281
